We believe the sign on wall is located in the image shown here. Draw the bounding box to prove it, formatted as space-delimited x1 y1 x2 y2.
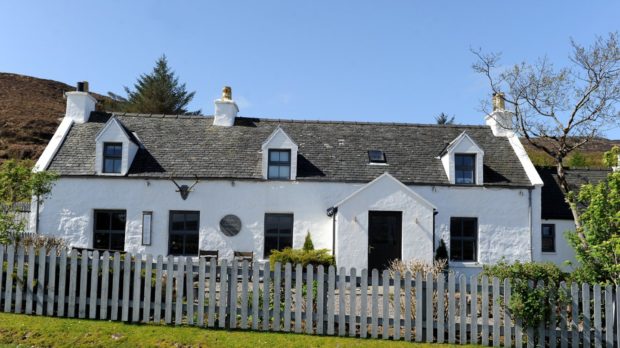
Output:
220 214 242 237
142 211 152 245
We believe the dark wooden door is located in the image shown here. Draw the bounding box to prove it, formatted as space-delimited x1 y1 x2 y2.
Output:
368 211 402 271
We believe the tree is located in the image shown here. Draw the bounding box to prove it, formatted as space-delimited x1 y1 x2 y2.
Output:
0 160 57 242
472 32 620 239
303 232 314 251
122 55 199 115
435 112 455 125
568 151 587 168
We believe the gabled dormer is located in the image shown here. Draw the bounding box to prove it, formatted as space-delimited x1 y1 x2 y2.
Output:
439 131 484 185
261 127 298 180
95 116 140 176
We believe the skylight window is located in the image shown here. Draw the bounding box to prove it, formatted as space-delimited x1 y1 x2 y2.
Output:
368 150 387 164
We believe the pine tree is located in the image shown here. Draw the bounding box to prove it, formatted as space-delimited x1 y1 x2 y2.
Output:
122 55 199 114
435 112 455 125
303 232 314 251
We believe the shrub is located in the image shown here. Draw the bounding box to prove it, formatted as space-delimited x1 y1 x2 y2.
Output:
481 261 570 328
268 248 335 270
302 232 314 251
13 234 68 252
434 239 448 263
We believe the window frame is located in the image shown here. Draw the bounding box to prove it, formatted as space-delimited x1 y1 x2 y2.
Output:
93 209 127 251
267 149 292 180
102 142 123 174
541 224 556 253
454 153 476 185
264 213 294 258
168 210 200 256
449 217 478 262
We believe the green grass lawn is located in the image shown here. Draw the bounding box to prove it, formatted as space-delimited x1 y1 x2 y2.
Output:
0 312 479 347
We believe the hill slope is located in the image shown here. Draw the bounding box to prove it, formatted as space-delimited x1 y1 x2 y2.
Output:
0 72 108 161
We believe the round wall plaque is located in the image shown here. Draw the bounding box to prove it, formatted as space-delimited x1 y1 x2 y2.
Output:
220 215 242 237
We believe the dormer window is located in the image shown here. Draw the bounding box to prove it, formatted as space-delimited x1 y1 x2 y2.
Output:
268 149 291 180
454 154 475 185
103 143 122 174
368 150 386 164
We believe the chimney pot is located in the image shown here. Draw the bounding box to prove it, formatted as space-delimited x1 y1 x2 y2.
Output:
213 86 239 127
492 92 505 111
76 81 89 92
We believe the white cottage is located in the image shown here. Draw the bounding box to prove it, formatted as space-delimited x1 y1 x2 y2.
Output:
32 85 552 275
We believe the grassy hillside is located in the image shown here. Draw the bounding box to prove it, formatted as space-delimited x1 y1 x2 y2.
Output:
521 138 620 168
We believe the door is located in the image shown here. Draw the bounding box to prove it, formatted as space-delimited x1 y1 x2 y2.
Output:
368 211 402 271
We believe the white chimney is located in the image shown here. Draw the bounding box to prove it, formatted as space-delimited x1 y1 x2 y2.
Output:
213 86 238 127
484 92 513 137
65 81 96 124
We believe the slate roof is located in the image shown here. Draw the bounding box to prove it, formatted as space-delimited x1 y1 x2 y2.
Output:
47 112 533 186
539 167 612 220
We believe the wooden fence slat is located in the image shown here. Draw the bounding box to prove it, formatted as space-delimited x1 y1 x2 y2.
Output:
382 269 390 340
111 252 120 321
471 276 479 345
261 262 271 331
460 275 467 344
549 282 557 348
208 258 217 328
89 250 99 319
46 247 57 316
593 284 602 348
197 257 205 327
571 282 579 348
371 269 378 339
341 267 348 337
537 281 546 347
132 254 143 323
283 263 292 332
143 254 153 323
615 285 619 348
559 282 568 348
100 251 109 320
504 279 511 348
0 246 4 310
493 277 501 347
15 246 25 314
78 249 88 318
67 249 77 317
228 260 238 329
349 267 357 338
165 255 174 324
482 275 489 346
327 265 335 336
121 253 131 322
316 265 324 335
252 261 260 331
25 246 35 315
241 260 249 330
185 256 194 326
36 246 46 315
175 257 185 325
273 262 281 332
436 273 445 344
425 273 433 343
295 264 303 333
3 245 15 313
57 249 67 317
415 272 423 342
583 283 591 347
393 271 401 341
306 264 314 335
153 256 163 323
360 268 369 339
404 271 412 342
448 273 455 344
218 259 228 328
604 285 612 348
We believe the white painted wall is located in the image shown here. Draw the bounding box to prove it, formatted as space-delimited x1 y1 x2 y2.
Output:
36 175 537 273
537 218 578 271
65 91 96 124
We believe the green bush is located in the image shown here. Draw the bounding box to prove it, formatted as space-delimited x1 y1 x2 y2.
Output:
481 261 570 328
269 248 335 271
303 232 314 251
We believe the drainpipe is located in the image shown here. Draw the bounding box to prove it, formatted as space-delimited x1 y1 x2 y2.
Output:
528 188 533 262
432 209 438 256
35 195 40 234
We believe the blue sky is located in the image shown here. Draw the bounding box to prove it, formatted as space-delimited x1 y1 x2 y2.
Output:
1 1 619 138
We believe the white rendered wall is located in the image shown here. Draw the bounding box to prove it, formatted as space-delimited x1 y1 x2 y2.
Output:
537 218 578 271
36 177 535 272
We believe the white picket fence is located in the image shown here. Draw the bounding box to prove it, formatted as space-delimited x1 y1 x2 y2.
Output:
0 245 618 347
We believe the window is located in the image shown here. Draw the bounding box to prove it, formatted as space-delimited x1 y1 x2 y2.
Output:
94 210 126 251
368 150 387 163
169 211 199 256
264 213 293 258
541 224 556 252
455 154 476 184
268 149 291 180
103 143 122 173
450 217 477 261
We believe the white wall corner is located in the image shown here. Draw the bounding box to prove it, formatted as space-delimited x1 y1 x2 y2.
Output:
33 117 74 172
261 127 298 180
65 91 97 124
94 117 139 176
440 132 485 185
